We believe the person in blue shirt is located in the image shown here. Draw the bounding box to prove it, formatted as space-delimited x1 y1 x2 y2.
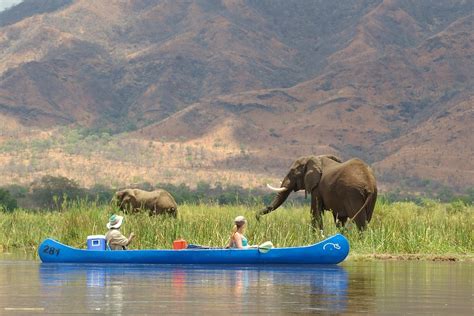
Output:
227 215 255 249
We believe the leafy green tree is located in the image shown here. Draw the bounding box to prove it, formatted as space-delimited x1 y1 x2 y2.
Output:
457 187 474 204
30 175 85 210
0 188 17 212
437 187 454 202
87 184 113 203
2 184 27 199
196 181 211 202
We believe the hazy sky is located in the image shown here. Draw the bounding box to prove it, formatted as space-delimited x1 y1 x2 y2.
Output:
0 0 23 12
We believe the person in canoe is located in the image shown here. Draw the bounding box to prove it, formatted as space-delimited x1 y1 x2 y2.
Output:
105 214 135 250
226 215 257 249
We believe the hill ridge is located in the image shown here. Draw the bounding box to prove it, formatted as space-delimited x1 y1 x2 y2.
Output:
0 0 472 194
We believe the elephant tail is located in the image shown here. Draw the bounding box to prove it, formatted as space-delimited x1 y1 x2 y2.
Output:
366 189 377 223
349 191 376 223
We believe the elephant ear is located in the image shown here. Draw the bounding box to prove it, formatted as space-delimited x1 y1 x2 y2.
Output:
115 190 125 201
304 158 322 195
120 190 133 202
128 190 137 201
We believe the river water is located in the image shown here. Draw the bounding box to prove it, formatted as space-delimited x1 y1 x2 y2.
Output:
0 253 472 315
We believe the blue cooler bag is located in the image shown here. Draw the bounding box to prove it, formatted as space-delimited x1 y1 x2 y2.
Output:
87 235 106 251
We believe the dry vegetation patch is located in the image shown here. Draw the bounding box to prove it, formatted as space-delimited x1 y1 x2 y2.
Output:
0 126 276 189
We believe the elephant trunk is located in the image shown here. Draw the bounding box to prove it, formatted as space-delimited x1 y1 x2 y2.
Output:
113 198 121 210
256 188 291 220
269 188 291 210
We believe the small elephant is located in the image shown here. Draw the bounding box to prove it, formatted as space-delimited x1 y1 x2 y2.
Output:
115 188 178 217
257 155 377 233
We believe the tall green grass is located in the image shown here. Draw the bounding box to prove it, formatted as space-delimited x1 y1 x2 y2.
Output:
0 199 472 259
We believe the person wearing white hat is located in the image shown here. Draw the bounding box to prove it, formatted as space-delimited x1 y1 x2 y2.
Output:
105 214 135 250
226 215 255 249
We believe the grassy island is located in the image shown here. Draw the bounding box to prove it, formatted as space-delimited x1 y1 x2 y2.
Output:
1 200 472 261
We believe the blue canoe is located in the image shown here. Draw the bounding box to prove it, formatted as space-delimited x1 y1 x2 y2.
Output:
38 234 349 264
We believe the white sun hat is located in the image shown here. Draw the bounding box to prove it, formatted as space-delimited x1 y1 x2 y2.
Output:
107 214 124 229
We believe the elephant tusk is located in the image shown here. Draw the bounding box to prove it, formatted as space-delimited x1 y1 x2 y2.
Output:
266 183 288 193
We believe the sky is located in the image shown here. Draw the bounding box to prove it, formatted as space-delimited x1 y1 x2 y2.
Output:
0 0 23 12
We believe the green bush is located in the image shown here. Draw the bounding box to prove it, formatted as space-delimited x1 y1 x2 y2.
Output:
30 175 86 210
0 188 18 212
446 200 467 213
87 184 114 203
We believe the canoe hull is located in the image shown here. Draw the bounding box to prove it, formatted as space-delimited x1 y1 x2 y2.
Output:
38 234 349 265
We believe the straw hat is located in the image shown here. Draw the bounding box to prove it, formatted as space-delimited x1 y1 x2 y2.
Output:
234 215 246 225
107 214 124 229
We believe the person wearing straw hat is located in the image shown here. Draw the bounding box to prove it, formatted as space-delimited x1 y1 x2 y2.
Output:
105 214 135 250
226 215 256 249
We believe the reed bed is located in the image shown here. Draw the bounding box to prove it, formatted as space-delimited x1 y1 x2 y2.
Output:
0 200 472 259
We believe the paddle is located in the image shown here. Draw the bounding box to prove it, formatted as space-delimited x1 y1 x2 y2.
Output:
258 241 274 253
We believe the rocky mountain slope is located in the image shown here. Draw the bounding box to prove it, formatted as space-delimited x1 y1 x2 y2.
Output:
0 0 472 193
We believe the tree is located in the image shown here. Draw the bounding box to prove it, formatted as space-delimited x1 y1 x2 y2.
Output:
0 189 17 212
30 175 85 209
87 184 113 203
437 187 454 202
460 187 474 204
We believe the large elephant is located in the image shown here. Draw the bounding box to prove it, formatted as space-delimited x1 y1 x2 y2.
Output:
257 155 377 233
115 188 178 217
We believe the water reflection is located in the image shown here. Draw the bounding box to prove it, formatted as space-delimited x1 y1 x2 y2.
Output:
38 264 349 314
2 258 472 314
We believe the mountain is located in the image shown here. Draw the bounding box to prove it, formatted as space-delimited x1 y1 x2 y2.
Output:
0 0 472 194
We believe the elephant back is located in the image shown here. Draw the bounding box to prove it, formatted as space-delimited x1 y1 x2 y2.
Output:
323 158 376 193
154 189 178 208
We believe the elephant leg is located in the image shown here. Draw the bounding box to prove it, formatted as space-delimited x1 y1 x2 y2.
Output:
354 212 367 231
151 206 164 216
353 192 374 231
365 191 377 224
333 211 346 227
349 203 367 231
337 216 348 228
335 216 348 235
311 211 323 233
124 204 134 214
310 194 324 236
344 198 368 231
162 208 175 217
